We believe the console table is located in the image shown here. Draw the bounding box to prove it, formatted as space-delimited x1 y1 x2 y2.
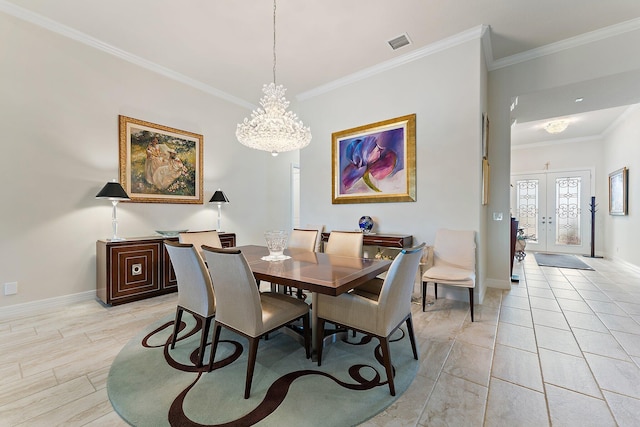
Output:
96 233 236 305
320 232 412 250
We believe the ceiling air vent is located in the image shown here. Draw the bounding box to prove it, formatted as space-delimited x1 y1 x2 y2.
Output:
388 33 411 50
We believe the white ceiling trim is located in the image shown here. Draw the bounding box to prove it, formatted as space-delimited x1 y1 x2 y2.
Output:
490 17 640 71
602 103 640 137
297 25 488 101
0 0 255 110
511 135 602 150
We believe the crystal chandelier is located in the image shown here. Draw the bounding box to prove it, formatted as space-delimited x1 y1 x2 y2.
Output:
236 0 311 156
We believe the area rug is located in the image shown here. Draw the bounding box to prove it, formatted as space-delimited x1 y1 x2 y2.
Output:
533 253 594 270
107 313 418 426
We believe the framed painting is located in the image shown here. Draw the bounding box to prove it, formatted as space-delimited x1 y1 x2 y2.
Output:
482 113 489 159
609 167 628 215
332 114 416 204
482 158 490 205
119 115 203 204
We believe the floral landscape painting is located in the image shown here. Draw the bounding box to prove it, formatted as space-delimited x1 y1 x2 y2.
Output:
332 114 416 204
119 116 203 204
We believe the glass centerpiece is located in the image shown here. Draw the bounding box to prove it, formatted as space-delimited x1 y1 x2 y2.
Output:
264 230 289 260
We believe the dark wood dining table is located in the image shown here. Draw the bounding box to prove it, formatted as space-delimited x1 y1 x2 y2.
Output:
237 245 392 348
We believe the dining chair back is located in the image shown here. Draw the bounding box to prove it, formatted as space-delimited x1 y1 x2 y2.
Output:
324 230 363 257
304 224 325 252
178 230 222 258
421 229 476 320
315 242 425 396
202 245 311 399
164 240 216 367
288 228 319 252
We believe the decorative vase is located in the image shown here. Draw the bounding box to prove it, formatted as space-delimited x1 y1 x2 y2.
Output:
358 216 374 234
264 230 288 259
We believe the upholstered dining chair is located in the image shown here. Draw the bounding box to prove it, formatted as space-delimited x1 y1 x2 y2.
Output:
324 230 363 257
178 230 222 259
288 228 319 252
315 243 425 396
284 228 319 296
421 229 476 321
202 245 311 399
164 240 216 367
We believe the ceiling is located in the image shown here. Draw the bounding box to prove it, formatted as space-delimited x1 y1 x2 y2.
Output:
4 0 640 144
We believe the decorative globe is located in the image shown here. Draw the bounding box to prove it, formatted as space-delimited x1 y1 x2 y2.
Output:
358 216 374 234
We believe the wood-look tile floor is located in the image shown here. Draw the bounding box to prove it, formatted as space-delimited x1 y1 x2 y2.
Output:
1 255 640 426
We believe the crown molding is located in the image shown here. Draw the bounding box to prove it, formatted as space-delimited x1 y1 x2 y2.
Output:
490 17 640 71
602 103 640 136
0 0 255 110
511 135 601 150
297 25 487 101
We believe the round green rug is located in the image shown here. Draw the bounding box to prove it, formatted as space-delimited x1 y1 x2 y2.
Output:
107 313 419 426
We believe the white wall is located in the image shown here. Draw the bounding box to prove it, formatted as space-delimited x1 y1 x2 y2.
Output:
298 39 488 301
603 106 640 266
0 14 294 308
488 27 640 281
511 138 605 254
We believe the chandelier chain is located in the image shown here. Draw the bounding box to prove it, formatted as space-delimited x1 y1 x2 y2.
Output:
273 0 277 85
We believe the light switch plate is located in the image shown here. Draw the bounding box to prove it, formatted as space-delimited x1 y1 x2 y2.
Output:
493 212 503 221
4 282 18 295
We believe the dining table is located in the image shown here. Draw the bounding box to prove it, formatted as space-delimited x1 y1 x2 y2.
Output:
237 245 392 350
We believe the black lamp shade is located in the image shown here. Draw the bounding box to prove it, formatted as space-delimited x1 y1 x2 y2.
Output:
96 181 130 200
209 189 229 203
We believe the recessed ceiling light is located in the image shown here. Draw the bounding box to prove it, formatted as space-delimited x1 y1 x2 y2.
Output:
575 97 584 103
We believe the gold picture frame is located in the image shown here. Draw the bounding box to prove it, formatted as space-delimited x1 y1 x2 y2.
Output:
119 115 203 204
482 158 490 205
331 114 416 204
609 167 628 215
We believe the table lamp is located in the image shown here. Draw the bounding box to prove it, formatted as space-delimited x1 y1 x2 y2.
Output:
96 180 130 241
209 188 229 232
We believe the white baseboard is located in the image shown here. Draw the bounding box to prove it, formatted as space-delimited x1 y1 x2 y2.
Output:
484 278 511 290
0 290 96 320
608 256 640 274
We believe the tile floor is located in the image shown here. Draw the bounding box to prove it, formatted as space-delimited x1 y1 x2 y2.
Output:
1 254 640 426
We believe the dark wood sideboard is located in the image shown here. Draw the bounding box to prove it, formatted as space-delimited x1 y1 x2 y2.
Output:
96 233 236 305
320 232 413 249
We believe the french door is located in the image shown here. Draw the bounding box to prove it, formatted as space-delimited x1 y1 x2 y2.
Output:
511 170 591 254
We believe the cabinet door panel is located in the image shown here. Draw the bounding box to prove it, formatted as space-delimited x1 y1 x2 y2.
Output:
110 243 161 301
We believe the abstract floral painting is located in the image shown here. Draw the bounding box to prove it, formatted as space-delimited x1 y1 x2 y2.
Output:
119 116 203 204
332 114 416 204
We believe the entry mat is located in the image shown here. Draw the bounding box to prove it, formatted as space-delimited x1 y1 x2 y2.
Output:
533 253 594 270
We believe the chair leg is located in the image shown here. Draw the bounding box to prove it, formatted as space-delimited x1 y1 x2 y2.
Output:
469 288 474 322
379 336 395 396
316 317 326 366
405 316 418 360
208 323 222 371
244 337 260 399
302 313 311 359
171 307 183 349
197 316 212 367
434 283 438 299
421 281 427 312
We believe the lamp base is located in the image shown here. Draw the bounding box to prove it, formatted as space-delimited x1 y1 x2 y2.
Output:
109 237 127 242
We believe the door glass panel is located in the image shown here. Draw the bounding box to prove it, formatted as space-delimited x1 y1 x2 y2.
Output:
555 176 581 245
516 179 539 243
